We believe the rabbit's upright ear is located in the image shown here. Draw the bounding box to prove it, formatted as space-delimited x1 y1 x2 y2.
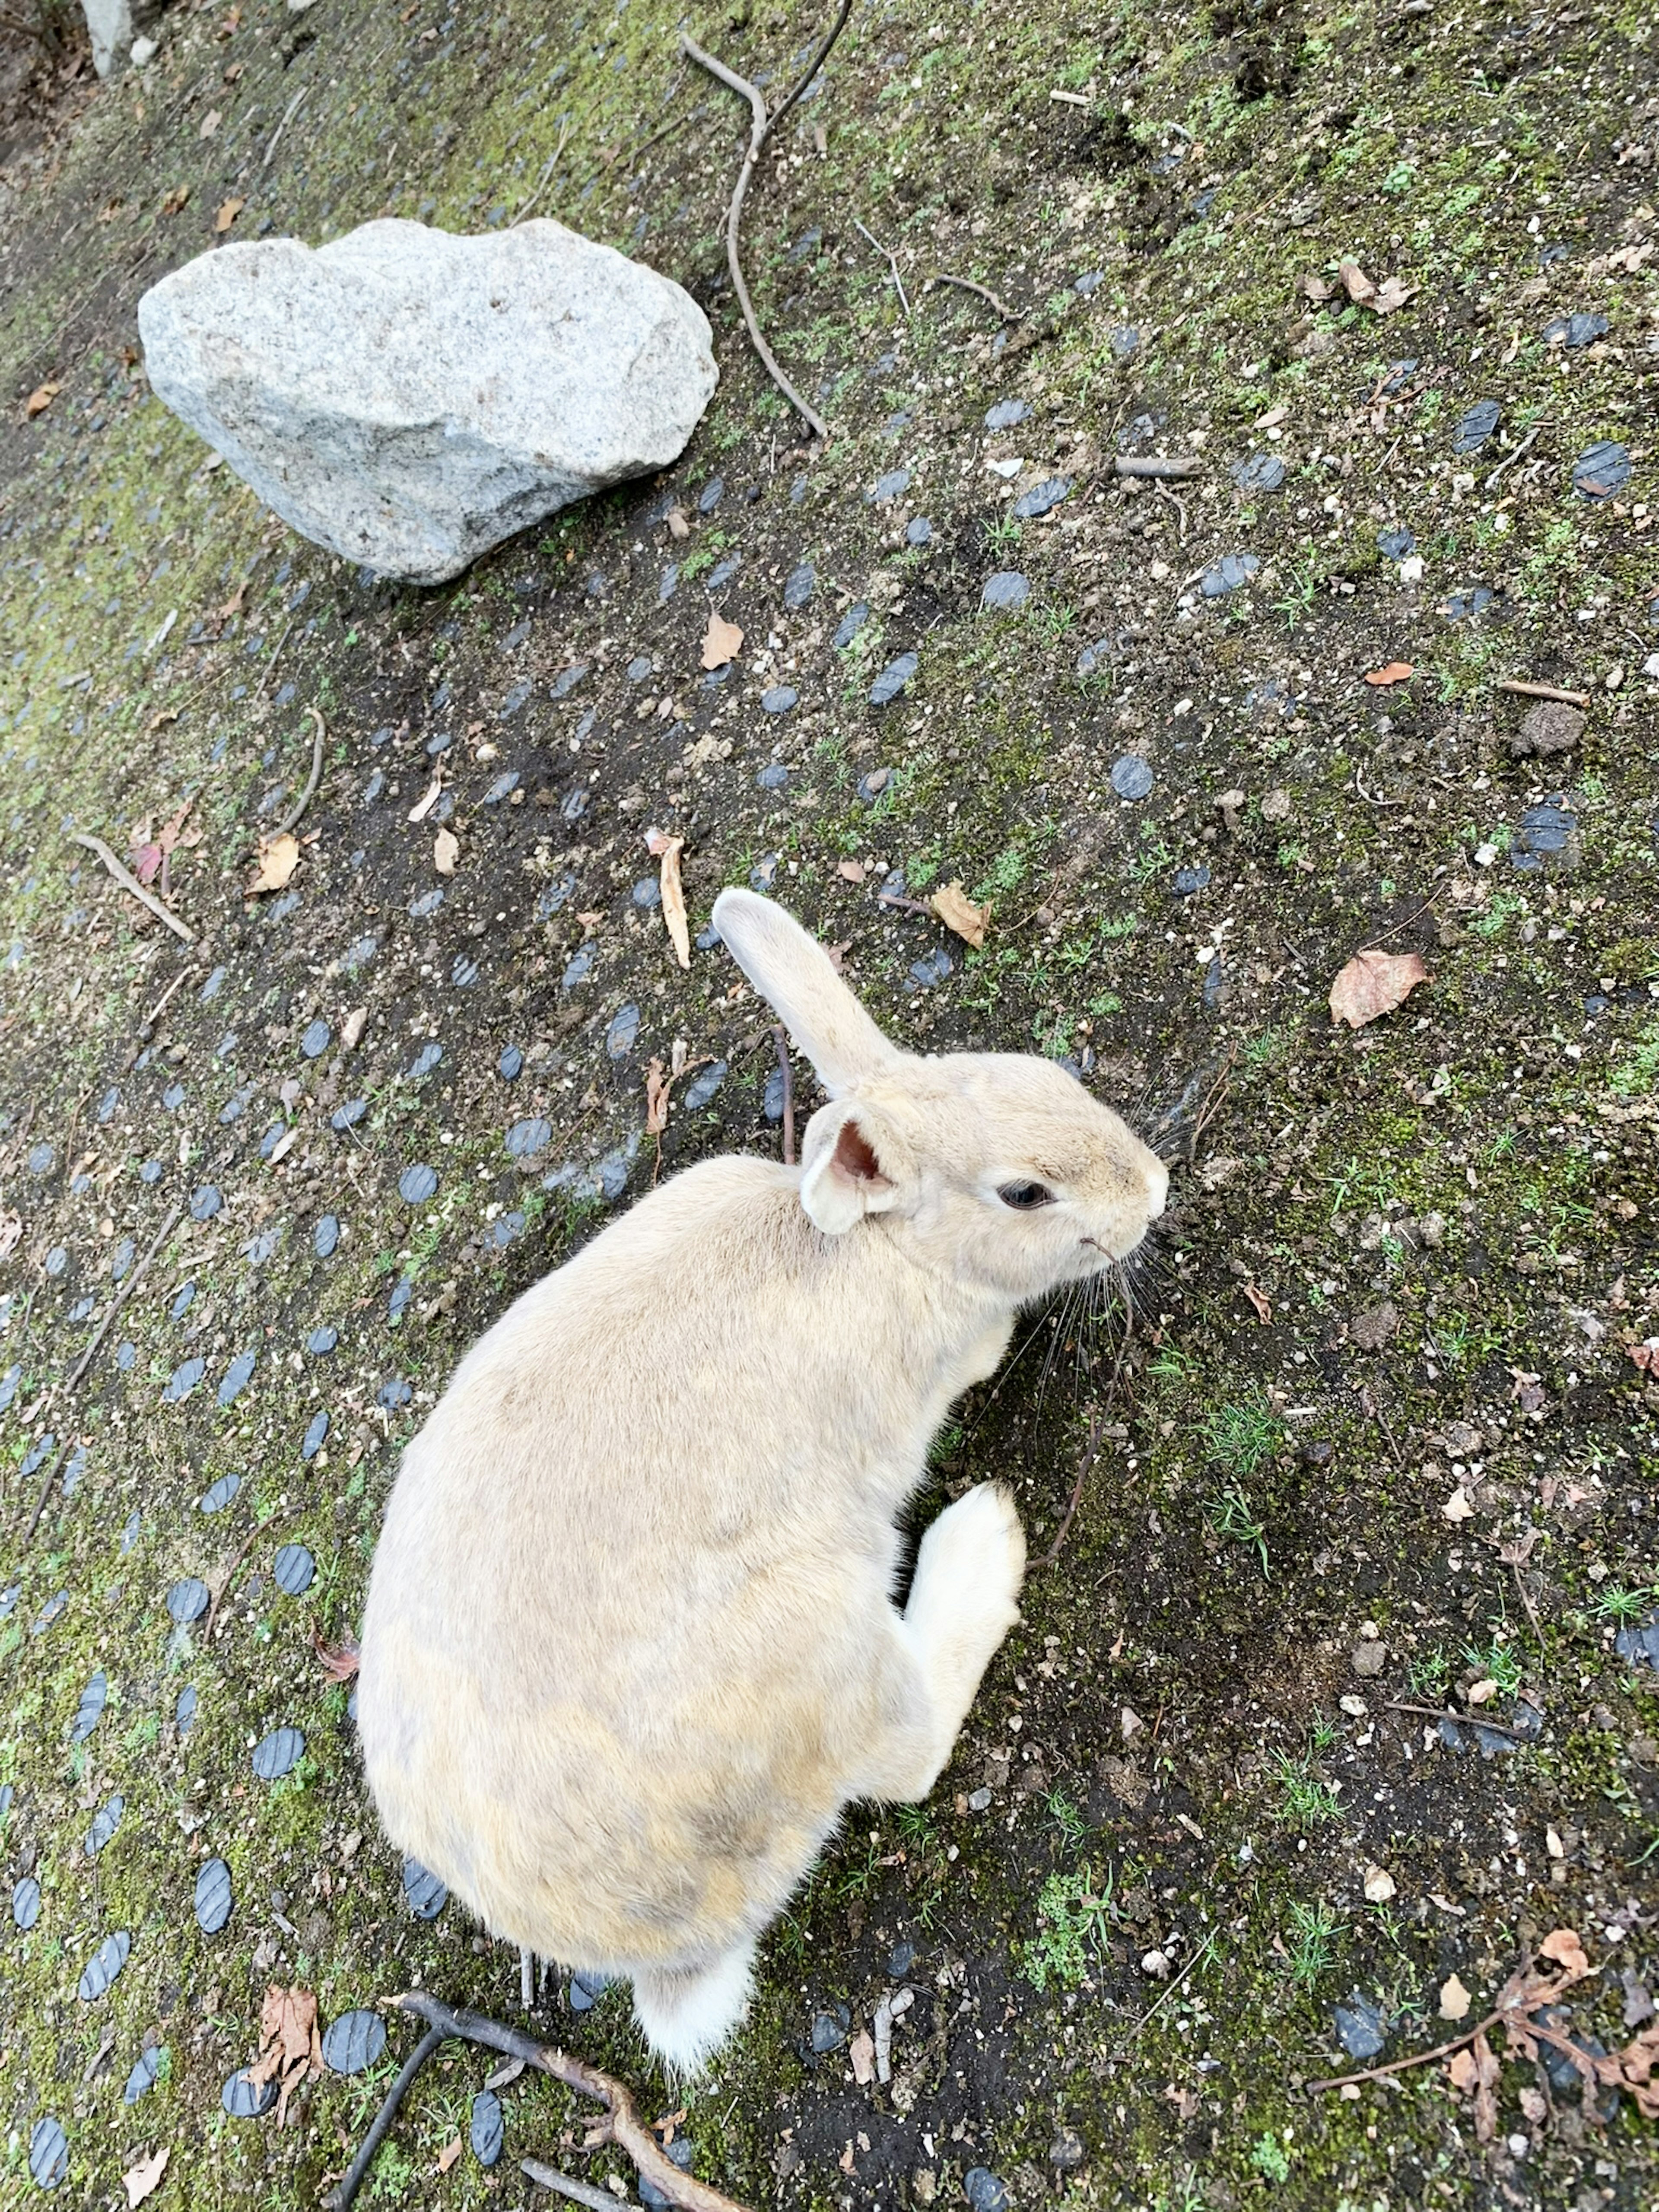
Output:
712 889 898 1096
798 1097 913 1234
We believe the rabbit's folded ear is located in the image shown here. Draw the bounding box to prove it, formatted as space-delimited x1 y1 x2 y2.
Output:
712 889 899 1096
799 1099 912 1234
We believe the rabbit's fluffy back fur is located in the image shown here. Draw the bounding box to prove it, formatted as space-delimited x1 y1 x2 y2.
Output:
358 890 1167 2059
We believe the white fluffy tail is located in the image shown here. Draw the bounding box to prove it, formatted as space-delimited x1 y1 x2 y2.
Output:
631 1940 756 2073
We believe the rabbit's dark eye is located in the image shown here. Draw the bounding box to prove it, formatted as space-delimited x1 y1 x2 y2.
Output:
997 1181 1055 1211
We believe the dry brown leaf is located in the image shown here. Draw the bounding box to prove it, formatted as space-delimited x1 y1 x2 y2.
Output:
836 858 866 883
1363 1864 1397 1904
215 195 245 233
645 1056 671 1137
99 196 124 222
246 832 300 897
1253 402 1288 430
123 2147 169 2208
24 381 61 419
931 880 988 949
199 107 221 138
1328 947 1429 1028
1298 271 1334 302
1338 259 1376 304
1540 1927 1590 1978
0 1210 22 1263
248 1985 322 2126
433 826 458 877
1241 1281 1272 1325
313 1627 360 1682
406 771 445 824
1439 1973 1471 2022
340 1006 367 1051
645 828 690 969
849 2029 876 2086
1363 661 1414 686
1372 275 1417 315
700 610 743 671
437 2138 464 2174
160 183 190 215
665 505 691 540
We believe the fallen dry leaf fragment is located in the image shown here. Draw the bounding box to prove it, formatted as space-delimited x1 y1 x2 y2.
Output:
406 771 445 824
700 610 743 671
1363 1864 1397 1904
849 2029 875 2086
340 1005 367 1051
1541 1927 1590 1978
1372 275 1417 315
645 828 690 969
160 183 190 215
433 826 458 877
1440 1973 1472 2022
1363 661 1414 686
1328 948 1430 1029
437 2138 464 2174
1441 1487 1476 1523
1298 271 1333 302
215 195 245 233
248 1984 322 2124
199 107 221 138
312 1627 360 1682
24 381 61 419
836 858 866 883
246 831 300 897
123 2148 169 2209
931 880 988 949
0 1210 21 1263
665 504 691 540
1241 1281 1272 1325
1338 259 1376 304
645 1056 671 1137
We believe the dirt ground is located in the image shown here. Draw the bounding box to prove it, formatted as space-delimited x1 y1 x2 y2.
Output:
0 0 1656 2206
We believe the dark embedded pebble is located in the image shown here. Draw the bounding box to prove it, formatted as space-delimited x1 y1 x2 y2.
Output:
1512 800 1576 868
682 1061 726 1110
639 2136 696 2207
176 1685 198 1733
124 2048 161 2104
404 1856 448 1918
299 1017 331 1059
761 686 798 714
1615 1614 1659 1670
569 1967 608 2011
1333 1991 1387 2059
216 1349 256 1405
697 475 724 513
1011 475 1071 520
1231 452 1285 492
321 2009 386 2074
33 1591 69 1634
78 1929 131 1999
274 1543 315 1596
330 1100 366 1132
167 1578 210 1625
1173 864 1211 896
783 562 815 610
251 1726 305 1780
398 1163 439 1204
563 947 594 989
29 2116 68 2190
506 1116 552 1159
376 1374 412 1411
756 764 790 793
301 1411 329 1460
1201 552 1259 595
195 1857 233 1933
631 876 661 908
869 652 918 706
1111 756 1155 801
70 1669 106 1741
607 1003 641 1058
909 947 953 990
498 1044 523 1079
1545 311 1609 348
1444 585 1494 620
314 1214 340 1258
870 467 911 503
984 398 1029 430
409 1042 443 1078
905 516 933 547
14 1874 41 1929
981 571 1029 611
809 2009 846 2053
222 2069 276 2119
833 601 869 648
388 1278 414 1322
470 2087 505 2166
964 2167 1010 2212
199 1471 241 1514
84 1795 122 1856
1451 399 1501 454
188 1184 222 1222
1573 439 1631 500
1050 2130 1087 2171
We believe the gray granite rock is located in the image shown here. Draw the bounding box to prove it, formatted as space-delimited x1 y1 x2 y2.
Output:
139 220 718 584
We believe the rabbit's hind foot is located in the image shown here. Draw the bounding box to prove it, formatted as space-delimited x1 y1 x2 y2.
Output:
632 1938 756 2073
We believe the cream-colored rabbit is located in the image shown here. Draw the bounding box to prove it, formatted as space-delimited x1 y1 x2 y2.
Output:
357 890 1167 2069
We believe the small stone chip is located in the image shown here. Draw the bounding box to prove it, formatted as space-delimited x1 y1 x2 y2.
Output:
195 1858 233 1934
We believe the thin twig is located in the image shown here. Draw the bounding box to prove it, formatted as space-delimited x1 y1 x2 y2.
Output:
1185 1044 1236 1163
392 1995 753 2212
853 218 909 316
1513 1559 1544 1646
876 889 934 918
274 706 326 835
570 104 696 202
1308 2008 1506 2093
1114 455 1199 480
1357 887 1442 952
1154 481 1188 541
262 84 308 175
1109 1932 1221 2057
763 0 852 141
523 2161 626 2212
680 7 852 445
512 121 570 226
1495 677 1589 709
139 964 195 1036
928 271 1020 322
71 834 195 943
204 1513 285 1641
324 2024 446 2212
772 1023 796 1166
18 1440 71 1546
1041 1412 1103 1567
63 1201 184 1394
1384 1699 1519 1735
259 617 295 693
1483 422 1541 492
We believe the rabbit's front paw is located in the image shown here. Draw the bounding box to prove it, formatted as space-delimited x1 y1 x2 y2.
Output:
908 1482 1026 1653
